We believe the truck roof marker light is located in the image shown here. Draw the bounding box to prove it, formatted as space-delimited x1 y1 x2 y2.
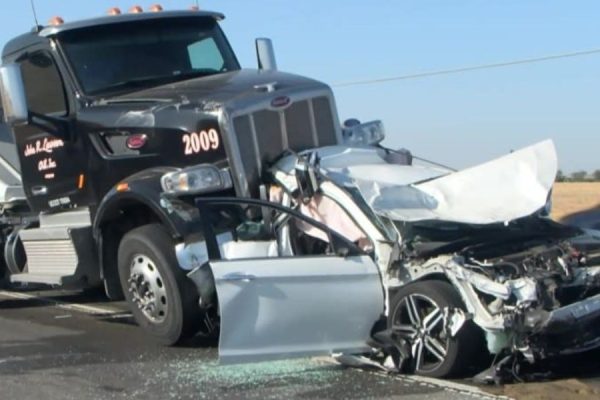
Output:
107 7 122 15
190 6 200 11
48 16 64 26
129 5 143 13
116 183 130 192
78 174 85 190
149 4 163 12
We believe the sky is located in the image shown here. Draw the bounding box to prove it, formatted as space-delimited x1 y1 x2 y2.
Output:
2 1 599 173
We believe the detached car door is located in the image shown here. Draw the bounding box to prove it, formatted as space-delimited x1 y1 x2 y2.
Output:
196 198 385 364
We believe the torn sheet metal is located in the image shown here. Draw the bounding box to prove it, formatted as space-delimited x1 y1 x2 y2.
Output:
330 140 557 224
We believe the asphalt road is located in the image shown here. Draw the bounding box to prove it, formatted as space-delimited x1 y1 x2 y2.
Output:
0 289 506 400
2 289 600 400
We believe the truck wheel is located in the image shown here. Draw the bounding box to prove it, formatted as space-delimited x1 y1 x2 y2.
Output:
388 280 483 378
118 224 201 345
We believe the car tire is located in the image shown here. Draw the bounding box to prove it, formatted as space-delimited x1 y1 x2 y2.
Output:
388 280 485 378
118 224 202 345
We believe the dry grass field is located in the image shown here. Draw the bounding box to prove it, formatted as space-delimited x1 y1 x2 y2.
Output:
552 182 600 221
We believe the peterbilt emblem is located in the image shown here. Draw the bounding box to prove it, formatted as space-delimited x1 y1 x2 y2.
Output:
126 134 148 150
271 96 291 108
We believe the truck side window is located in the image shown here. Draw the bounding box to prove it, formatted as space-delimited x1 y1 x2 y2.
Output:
20 51 67 115
188 38 225 71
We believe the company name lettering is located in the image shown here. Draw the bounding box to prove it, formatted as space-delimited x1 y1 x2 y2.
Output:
24 138 65 157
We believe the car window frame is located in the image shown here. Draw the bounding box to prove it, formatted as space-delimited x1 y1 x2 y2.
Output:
195 197 365 261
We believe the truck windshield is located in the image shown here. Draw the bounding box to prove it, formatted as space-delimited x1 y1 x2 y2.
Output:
58 17 240 96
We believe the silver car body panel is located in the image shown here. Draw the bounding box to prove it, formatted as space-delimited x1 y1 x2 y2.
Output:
306 140 557 225
211 255 385 364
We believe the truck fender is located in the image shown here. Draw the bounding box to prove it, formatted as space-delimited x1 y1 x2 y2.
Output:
93 167 199 299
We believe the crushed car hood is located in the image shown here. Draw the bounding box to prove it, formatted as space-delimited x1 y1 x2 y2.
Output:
275 140 557 225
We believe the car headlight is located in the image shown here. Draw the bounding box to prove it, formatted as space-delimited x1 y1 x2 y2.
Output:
161 165 233 195
342 120 386 146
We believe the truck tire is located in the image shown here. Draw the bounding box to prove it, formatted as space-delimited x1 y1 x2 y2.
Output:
388 280 484 378
118 224 202 345
0 258 8 289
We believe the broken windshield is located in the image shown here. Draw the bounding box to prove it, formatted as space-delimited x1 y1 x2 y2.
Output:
58 17 240 96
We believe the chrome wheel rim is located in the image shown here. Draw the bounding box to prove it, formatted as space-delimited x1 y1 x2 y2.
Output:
128 254 168 324
391 293 449 373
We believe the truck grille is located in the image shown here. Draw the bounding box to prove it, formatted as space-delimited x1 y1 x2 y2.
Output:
232 96 338 196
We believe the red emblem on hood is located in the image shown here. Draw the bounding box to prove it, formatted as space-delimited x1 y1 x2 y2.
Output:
271 96 291 108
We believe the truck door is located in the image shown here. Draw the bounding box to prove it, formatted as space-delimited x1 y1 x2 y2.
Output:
12 49 85 211
193 198 385 364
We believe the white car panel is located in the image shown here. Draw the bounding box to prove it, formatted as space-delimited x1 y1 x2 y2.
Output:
212 255 385 364
328 140 557 224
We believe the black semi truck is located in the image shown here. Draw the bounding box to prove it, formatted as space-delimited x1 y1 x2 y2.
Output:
0 9 344 343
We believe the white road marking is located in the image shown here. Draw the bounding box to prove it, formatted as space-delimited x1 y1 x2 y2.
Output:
0 290 128 316
319 357 512 400
395 374 513 400
0 353 93 365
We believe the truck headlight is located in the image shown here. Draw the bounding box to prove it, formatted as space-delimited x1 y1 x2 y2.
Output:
342 120 386 146
161 165 232 195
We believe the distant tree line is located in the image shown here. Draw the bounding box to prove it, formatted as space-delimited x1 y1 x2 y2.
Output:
556 170 600 182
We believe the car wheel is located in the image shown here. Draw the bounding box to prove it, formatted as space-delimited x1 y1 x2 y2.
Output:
118 224 202 345
388 280 483 378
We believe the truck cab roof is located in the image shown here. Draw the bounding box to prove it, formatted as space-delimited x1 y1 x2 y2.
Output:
3 10 225 59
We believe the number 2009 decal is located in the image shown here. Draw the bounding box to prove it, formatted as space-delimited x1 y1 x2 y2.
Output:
183 129 220 155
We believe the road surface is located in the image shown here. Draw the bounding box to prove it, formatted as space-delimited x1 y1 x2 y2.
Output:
0 289 506 400
1 289 599 400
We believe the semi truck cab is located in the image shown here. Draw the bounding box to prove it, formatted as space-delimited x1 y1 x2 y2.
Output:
0 9 347 343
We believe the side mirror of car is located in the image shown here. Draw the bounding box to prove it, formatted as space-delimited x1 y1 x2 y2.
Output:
330 233 362 258
336 246 350 258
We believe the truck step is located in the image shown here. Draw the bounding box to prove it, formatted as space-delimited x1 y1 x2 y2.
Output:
10 273 71 286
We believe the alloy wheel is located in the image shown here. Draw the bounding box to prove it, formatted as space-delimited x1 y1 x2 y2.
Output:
391 293 449 373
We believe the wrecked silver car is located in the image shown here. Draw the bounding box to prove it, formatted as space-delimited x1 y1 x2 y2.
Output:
179 133 600 379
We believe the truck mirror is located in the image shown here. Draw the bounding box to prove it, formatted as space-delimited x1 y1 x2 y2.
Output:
0 64 29 125
256 38 278 71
